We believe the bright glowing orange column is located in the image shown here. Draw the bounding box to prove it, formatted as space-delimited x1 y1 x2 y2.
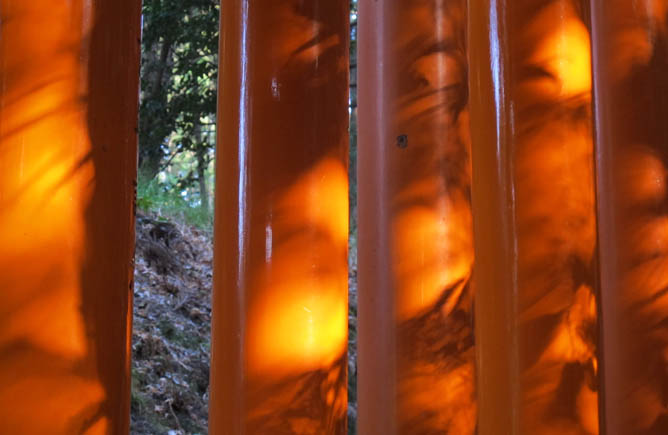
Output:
209 1 349 433
591 1 668 433
0 1 141 434
357 1 475 433
469 1 600 433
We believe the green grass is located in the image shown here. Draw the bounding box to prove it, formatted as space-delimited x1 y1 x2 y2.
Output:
137 175 213 230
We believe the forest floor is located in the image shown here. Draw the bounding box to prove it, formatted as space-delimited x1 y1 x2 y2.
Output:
130 212 358 434
131 213 213 434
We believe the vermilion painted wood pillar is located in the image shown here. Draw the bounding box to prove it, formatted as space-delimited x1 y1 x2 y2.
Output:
0 1 141 434
591 1 668 433
209 1 349 433
357 1 476 433
469 1 600 433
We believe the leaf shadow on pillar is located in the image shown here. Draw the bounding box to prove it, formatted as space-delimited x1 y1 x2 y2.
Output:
506 1 599 433
595 1 668 432
387 1 477 434
0 2 122 434
228 1 350 434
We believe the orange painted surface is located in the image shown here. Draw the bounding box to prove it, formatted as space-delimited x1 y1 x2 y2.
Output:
357 1 475 433
591 1 668 433
209 0 349 433
0 1 141 433
469 1 599 434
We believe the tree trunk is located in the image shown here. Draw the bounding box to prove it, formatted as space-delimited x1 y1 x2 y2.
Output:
195 123 210 215
138 36 174 180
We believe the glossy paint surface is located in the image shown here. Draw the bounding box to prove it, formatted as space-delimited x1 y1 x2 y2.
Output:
469 1 599 433
358 0 475 433
592 1 668 433
209 0 349 433
0 0 141 434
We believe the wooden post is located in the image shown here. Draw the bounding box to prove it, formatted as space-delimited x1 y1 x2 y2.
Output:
209 0 350 433
591 1 668 433
357 1 476 433
0 1 141 433
468 1 600 433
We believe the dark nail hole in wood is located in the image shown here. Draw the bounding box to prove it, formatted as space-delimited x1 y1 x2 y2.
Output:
397 134 408 149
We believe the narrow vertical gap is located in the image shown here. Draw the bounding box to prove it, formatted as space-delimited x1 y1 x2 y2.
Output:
348 3 359 434
131 1 220 433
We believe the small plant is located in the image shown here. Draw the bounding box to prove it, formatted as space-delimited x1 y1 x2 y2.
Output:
137 174 213 230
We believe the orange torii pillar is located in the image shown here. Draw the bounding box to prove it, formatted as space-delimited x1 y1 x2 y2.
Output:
209 0 349 433
357 0 476 433
591 1 668 433
469 1 600 433
0 1 141 434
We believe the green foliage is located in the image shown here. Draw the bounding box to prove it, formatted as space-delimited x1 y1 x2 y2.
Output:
138 0 219 226
137 174 213 230
139 0 219 161
138 0 219 227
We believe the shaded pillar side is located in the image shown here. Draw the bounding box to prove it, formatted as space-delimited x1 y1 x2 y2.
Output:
591 0 668 433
